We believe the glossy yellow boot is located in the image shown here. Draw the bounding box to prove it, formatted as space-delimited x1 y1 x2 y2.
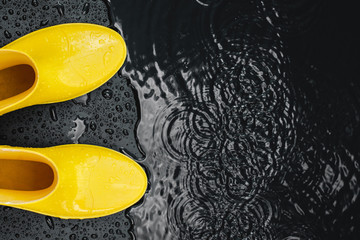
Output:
0 145 147 219
0 23 127 116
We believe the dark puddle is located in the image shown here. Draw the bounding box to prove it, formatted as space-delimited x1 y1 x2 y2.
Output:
112 0 360 239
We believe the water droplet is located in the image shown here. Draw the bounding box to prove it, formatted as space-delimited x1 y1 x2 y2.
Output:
105 129 114 135
69 234 77 240
115 105 123 112
90 121 97 131
4 30 12 38
53 4 65 17
31 0 39 7
71 225 79 231
40 19 49 26
125 103 131 111
82 3 90 15
50 106 58 122
102 89 113 100
123 129 129 136
45 216 54 230
68 118 86 144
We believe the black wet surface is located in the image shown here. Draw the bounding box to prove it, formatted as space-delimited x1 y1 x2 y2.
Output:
1 0 141 239
1 0 360 239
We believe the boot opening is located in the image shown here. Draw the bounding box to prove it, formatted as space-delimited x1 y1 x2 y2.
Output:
0 159 54 191
0 64 36 101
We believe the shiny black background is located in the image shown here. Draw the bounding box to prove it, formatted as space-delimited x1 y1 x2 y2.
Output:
1 0 360 239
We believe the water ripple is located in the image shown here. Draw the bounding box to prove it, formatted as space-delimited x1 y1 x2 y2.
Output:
110 0 360 239
127 3 296 235
167 193 279 239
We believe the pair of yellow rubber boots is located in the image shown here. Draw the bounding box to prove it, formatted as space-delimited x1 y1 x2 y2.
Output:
0 24 147 219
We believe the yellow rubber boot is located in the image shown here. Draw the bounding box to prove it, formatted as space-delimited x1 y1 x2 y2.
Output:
0 145 147 219
0 23 127 116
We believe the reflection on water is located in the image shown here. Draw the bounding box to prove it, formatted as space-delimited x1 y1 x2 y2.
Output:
110 0 360 239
